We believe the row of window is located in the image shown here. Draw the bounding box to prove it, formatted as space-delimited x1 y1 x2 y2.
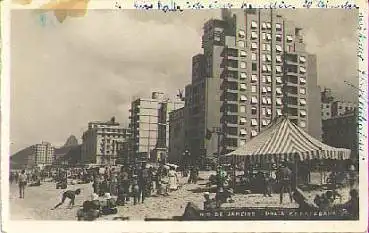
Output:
236 50 306 65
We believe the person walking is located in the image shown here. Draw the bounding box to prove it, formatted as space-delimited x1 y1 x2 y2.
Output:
263 172 273 197
276 162 293 204
18 170 27 198
138 164 150 203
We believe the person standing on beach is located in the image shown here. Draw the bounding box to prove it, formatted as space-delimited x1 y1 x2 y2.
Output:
18 170 27 198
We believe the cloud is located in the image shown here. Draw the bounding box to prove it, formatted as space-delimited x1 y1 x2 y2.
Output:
10 9 358 154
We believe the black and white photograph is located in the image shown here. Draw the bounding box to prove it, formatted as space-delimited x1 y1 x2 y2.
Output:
6 7 366 224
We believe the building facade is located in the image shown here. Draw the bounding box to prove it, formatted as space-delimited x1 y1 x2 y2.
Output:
184 9 321 163
322 111 358 161
129 92 184 162
168 107 186 164
11 142 55 169
81 117 129 165
320 88 357 120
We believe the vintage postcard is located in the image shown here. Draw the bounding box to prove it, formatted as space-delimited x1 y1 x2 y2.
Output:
1 0 368 232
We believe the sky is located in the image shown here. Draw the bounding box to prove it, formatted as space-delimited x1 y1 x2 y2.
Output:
10 9 358 154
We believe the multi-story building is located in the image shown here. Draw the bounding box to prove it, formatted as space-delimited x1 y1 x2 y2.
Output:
322 110 358 161
320 88 357 120
129 92 184 162
168 107 186 164
11 142 55 169
81 117 130 165
184 9 321 162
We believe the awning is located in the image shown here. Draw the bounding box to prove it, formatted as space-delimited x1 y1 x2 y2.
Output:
222 116 351 163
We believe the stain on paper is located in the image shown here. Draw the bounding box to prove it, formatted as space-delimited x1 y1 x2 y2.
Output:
12 0 32 5
39 0 90 23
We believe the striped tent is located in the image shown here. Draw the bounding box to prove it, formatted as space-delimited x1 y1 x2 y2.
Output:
222 116 351 164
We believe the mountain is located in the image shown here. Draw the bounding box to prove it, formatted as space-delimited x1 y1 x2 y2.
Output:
63 135 78 147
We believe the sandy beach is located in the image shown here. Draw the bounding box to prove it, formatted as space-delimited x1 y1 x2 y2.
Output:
9 171 353 221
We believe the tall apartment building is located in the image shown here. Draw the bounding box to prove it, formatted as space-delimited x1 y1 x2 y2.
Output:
129 92 184 162
11 142 55 169
185 9 321 162
81 117 130 165
168 107 186 164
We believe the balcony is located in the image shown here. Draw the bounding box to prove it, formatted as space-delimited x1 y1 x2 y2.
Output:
226 111 239 116
224 76 239 83
225 122 239 128
225 133 238 139
223 99 238 105
226 88 238 94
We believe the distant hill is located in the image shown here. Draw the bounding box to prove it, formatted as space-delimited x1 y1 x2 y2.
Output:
63 135 78 147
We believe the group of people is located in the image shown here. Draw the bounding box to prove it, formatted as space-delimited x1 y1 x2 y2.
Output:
90 163 181 206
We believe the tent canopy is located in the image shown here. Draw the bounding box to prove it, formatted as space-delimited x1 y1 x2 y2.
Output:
223 116 351 163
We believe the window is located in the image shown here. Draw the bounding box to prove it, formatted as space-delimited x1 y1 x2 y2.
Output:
240 117 247 124
240 72 247 79
267 65 272 72
266 54 272 62
251 119 258 126
240 83 247 90
214 36 221 42
261 54 266 62
238 30 246 38
276 45 282 52
276 34 282 42
251 96 258 104
276 98 282 105
267 86 272 92
286 35 293 42
276 76 283 84
262 44 271 51
240 139 246 146
266 22 271 29
251 130 258 137
300 98 306 105
251 74 258 82
240 105 246 113
262 22 267 29
240 129 247 136
240 61 247 69
276 55 282 62
251 106 257 115
276 23 282 30
262 120 268 126
262 65 268 72
267 98 272 105
251 43 258 49
251 21 258 28
300 87 306 94
275 87 282 95
276 66 282 73
251 31 258 39
251 85 257 93
299 56 306 63
240 50 247 57
262 97 267 104
262 33 266 40
300 67 306 73
251 53 257 61
300 110 307 117
300 121 306 128
262 87 267 93
266 108 272 116
238 40 245 48
266 33 272 41
261 107 266 116
276 109 282 116
299 77 306 84
252 63 257 71
266 76 272 84
262 76 266 83
240 95 247 101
